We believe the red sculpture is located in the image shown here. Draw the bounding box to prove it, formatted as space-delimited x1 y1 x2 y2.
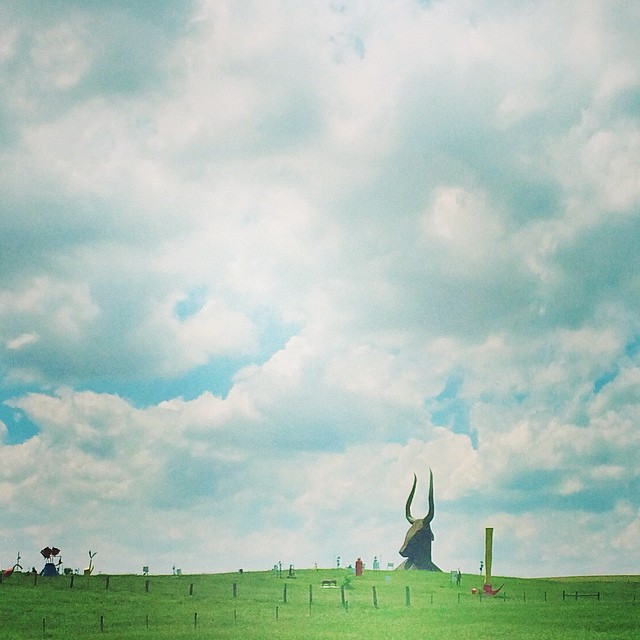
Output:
2 552 22 578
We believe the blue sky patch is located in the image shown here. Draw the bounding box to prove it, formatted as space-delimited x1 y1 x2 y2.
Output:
593 368 618 394
624 335 640 358
0 401 40 444
429 372 477 448
174 287 208 320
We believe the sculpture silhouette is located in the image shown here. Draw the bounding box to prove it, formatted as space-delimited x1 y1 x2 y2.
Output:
398 469 441 571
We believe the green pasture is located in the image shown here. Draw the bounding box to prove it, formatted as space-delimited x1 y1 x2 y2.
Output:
0 569 638 639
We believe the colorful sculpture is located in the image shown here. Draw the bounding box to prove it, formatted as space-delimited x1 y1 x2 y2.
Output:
398 469 441 571
40 546 62 576
2 551 22 578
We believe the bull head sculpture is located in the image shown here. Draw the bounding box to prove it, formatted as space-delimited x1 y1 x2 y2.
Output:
398 469 441 571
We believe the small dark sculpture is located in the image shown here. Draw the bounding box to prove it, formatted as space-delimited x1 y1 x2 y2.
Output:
398 469 441 571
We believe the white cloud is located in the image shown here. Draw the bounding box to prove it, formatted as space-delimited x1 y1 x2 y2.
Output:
423 186 507 264
0 0 639 578
132 294 258 375
6 332 39 350
30 21 92 90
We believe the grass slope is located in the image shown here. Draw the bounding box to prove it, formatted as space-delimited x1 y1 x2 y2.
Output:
1 569 638 639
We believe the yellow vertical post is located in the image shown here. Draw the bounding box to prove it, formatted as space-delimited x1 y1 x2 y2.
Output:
484 527 493 586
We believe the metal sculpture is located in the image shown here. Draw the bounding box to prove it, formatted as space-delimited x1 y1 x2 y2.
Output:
483 527 503 595
40 546 62 576
84 550 97 576
2 551 22 578
398 469 441 571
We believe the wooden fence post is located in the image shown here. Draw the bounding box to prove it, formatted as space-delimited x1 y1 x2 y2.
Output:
372 586 378 609
405 586 411 607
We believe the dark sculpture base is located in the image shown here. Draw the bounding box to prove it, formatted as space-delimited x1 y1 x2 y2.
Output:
40 563 59 577
396 559 442 571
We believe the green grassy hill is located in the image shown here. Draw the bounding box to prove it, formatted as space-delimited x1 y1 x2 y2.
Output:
1 568 638 639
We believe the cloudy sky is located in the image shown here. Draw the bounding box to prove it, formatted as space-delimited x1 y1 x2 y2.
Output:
1 0 639 578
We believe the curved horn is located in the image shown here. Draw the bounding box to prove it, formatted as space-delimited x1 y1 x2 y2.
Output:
405 473 417 524
425 468 435 524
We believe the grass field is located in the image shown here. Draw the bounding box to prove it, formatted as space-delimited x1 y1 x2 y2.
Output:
1 568 638 639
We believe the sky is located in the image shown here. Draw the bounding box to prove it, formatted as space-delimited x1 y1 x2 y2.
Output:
1 0 640 578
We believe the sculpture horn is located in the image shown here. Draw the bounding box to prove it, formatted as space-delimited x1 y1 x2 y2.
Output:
405 473 417 524
425 467 435 523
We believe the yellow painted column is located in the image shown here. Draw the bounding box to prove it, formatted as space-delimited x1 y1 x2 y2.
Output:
484 527 493 586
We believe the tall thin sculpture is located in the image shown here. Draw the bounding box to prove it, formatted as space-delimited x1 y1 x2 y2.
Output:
483 527 502 595
398 469 441 571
